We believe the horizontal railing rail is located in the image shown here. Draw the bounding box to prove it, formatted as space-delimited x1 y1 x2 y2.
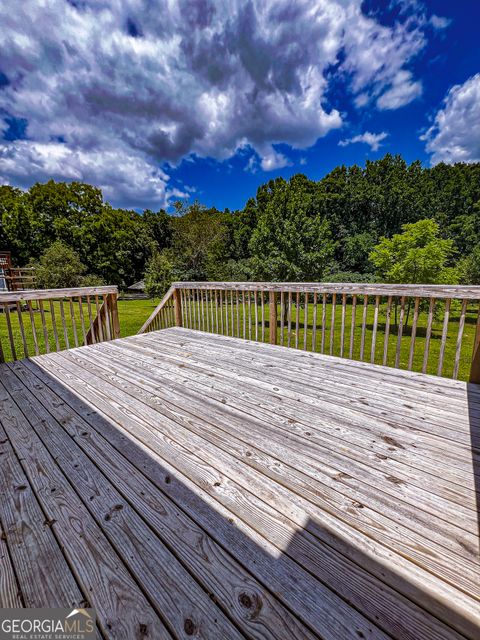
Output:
139 281 480 383
0 285 120 362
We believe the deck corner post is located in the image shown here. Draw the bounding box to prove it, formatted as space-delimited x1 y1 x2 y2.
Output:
269 291 277 345
108 292 121 339
173 288 183 327
469 313 480 383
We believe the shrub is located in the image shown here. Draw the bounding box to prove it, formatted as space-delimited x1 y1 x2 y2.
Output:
35 241 86 289
144 250 173 299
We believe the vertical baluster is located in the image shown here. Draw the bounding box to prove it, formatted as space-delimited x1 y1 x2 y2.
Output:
280 291 285 346
236 290 240 337
453 299 467 379
370 295 380 364
269 291 277 345
329 293 336 356
383 296 392 366
190 288 195 328
5 306 16 360
85 296 94 343
77 297 87 346
214 289 219 333
303 293 309 351
27 300 39 356
69 298 79 347
295 292 300 349
230 290 235 336
247 291 252 339
437 298 451 376
205 290 210 332
349 294 357 359
93 296 103 343
312 292 317 352
225 290 230 336
254 291 258 342
394 296 406 368
192 289 197 329
407 297 420 370
219 290 224 334
359 295 368 361
422 297 436 374
321 293 326 353
210 289 215 333
60 300 70 349
37 300 49 352
201 289 206 331
261 291 265 342
180 290 185 328
104 295 113 341
287 291 292 348
340 293 346 358
49 300 61 350
184 290 189 329
0 326 4 363
196 288 202 331
15 301 28 358
185 289 193 329
469 301 480 383
242 291 247 338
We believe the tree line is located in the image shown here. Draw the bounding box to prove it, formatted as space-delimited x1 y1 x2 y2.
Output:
1 154 479 294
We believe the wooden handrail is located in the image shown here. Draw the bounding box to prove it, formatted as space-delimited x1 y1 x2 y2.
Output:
138 286 175 334
0 286 120 362
0 285 117 303
171 281 480 299
139 282 480 383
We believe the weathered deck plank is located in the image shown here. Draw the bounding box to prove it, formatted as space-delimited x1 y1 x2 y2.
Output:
0 327 478 640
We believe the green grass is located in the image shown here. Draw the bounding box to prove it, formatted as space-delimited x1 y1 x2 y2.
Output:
1 295 476 381
180 296 478 381
0 297 158 362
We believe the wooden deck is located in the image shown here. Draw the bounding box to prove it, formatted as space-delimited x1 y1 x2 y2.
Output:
0 328 478 639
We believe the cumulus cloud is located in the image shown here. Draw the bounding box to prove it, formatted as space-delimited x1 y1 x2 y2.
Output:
339 131 388 152
422 74 480 164
0 0 431 206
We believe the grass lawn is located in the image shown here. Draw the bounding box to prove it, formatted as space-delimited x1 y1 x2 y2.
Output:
180 295 478 382
1 295 477 381
0 297 158 362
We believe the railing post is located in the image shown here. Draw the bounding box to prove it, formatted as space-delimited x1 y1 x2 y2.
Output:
108 293 121 339
269 291 277 345
173 288 183 327
469 310 480 383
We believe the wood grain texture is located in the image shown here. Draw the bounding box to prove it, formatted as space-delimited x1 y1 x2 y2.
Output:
1 328 478 640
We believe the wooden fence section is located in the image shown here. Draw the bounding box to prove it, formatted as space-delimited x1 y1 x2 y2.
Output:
139 281 480 383
0 286 120 362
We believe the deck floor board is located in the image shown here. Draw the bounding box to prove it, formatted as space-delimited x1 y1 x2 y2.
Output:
0 327 478 640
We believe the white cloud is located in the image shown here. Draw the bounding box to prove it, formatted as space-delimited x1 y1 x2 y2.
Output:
430 15 451 30
0 0 431 206
422 74 480 164
376 71 422 110
339 131 388 152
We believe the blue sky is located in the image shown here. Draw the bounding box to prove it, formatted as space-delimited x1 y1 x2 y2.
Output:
1 1 479 212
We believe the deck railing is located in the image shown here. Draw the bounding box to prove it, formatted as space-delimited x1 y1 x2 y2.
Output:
139 281 480 382
0 286 120 362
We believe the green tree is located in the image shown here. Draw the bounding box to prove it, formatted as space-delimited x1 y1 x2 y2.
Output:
144 250 173 298
249 175 334 281
35 241 87 289
171 202 229 280
369 219 459 284
459 244 480 284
